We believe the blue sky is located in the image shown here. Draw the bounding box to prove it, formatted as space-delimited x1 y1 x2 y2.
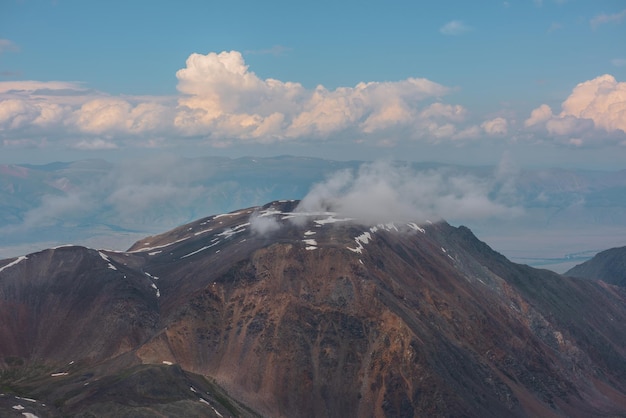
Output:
1 0 625 168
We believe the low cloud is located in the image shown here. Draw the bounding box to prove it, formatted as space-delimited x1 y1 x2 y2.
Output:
296 160 522 225
249 212 282 235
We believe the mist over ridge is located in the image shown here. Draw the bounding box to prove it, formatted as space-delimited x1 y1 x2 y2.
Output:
1 154 626 272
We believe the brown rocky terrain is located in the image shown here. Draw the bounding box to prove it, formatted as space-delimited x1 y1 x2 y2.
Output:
1 200 626 417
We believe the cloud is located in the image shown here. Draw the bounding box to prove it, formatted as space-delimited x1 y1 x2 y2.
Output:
0 39 19 54
439 20 472 35
174 51 454 142
73 138 119 150
525 74 626 144
296 160 522 225
591 9 626 29
611 58 626 68
8 50 598 151
481 117 508 136
249 211 282 235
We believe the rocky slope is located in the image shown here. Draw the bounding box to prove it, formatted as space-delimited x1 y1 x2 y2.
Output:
566 246 626 287
1 200 626 417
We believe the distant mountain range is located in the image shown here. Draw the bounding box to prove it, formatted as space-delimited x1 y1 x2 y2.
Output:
2 156 626 272
1 201 625 417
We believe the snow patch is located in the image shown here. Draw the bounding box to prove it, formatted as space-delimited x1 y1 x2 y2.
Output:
130 236 190 253
217 222 249 239
0 255 27 274
199 398 223 417
22 414 40 418
51 372 68 377
407 222 426 233
348 231 372 254
213 210 245 219
314 215 353 225
304 230 316 236
181 241 220 259
162 361 173 365
151 283 160 298
15 397 37 403
12 405 24 410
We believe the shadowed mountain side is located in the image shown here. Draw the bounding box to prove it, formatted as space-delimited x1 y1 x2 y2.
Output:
566 246 626 287
1 200 626 417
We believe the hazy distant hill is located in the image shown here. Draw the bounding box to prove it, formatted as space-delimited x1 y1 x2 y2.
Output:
1 201 626 417
566 246 626 287
2 156 626 272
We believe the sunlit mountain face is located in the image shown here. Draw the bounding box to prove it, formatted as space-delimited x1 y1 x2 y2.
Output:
1 200 626 417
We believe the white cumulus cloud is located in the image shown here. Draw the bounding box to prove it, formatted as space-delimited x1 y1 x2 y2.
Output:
525 74 626 145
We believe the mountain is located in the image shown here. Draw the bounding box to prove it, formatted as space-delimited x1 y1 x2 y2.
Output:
565 246 626 287
1 200 626 417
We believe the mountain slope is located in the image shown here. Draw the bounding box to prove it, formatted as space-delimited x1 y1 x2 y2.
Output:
565 246 626 287
1 200 626 417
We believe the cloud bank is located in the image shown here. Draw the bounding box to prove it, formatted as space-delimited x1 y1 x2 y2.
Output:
0 50 624 151
296 160 522 225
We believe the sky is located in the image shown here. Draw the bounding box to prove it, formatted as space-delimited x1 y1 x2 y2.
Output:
1 0 625 168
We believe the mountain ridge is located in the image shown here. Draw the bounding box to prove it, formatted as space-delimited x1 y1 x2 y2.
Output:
1 200 626 417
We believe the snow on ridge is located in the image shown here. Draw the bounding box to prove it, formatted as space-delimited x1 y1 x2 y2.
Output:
181 241 221 259
217 222 250 239
407 222 426 233
304 230 316 236
129 236 191 253
314 215 353 225
0 255 28 274
213 210 245 220
348 231 372 254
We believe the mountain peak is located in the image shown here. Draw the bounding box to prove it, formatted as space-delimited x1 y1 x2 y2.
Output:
2 201 626 417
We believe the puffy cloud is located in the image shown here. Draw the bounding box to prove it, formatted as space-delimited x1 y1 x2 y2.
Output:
524 104 552 127
174 50 456 142
0 51 504 149
525 74 626 144
439 20 472 35
481 117 508 136
591 9 626 29
296 160 522 225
